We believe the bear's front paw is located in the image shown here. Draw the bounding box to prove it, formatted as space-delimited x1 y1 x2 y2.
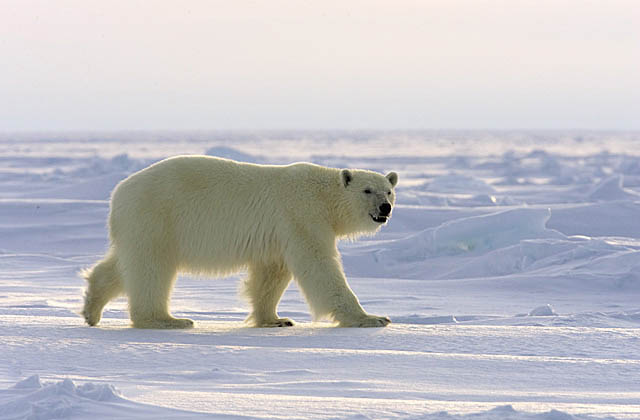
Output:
133 317 195 329
339 314 391 328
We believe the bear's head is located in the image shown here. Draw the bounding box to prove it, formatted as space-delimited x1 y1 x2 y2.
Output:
337 168 398 237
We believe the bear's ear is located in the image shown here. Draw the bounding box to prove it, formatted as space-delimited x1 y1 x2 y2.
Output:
386 171 398 187
341 169 353 187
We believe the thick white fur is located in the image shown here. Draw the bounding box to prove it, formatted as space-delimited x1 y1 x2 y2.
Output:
81 155 398 329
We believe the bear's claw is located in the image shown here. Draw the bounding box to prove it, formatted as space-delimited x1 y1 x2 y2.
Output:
257 317 295 328
339 314 391 328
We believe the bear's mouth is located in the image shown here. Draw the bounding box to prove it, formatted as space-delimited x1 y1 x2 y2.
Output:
370 214 388 224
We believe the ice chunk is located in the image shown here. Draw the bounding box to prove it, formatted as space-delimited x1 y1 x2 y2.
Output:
587 175 640 201
11 375 42 389
528 304 558 316
385 207 564 262
425 173 496 194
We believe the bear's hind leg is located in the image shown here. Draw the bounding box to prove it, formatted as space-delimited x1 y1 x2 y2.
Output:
121 256 194 329
243 261 294 327
82 251 123 326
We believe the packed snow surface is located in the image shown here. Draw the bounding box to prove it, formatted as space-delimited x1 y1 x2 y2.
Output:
1 131 639 419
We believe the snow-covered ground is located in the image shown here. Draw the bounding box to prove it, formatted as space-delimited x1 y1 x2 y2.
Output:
1 131 639 419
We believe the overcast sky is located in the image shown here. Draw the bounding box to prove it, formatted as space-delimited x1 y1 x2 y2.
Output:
1 0 638 131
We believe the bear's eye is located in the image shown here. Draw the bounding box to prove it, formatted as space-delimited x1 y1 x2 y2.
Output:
364 189 372 194
387 191 391 195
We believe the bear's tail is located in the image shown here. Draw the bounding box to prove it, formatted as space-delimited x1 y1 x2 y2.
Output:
81 250 123 326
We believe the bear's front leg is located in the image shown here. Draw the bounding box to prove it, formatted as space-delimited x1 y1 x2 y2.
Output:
285 240 390 328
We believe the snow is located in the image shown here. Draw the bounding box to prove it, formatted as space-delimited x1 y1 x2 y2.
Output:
0 131 639 419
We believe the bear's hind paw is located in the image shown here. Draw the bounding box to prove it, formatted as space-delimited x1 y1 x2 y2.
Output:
257 317 295 328
81 305 101 327
83 312 99 327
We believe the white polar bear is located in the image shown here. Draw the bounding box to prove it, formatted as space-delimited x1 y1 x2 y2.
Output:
81 155 398 328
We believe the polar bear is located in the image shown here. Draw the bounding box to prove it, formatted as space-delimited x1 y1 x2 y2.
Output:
81 155 398 329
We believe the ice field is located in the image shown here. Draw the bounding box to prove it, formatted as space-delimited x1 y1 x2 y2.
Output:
0 131 639 419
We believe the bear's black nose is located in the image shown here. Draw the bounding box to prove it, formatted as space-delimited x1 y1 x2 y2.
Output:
379 202 391 216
